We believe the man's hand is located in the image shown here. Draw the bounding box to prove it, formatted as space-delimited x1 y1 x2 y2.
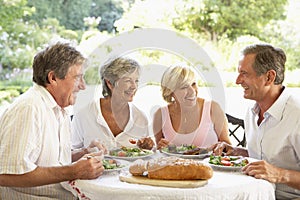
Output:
72 153 105 180
242 160 283 183
210 142 234 156
242 160 300 190
210 141 248 156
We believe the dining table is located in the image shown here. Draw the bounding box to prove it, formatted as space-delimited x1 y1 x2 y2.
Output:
62 152 276 200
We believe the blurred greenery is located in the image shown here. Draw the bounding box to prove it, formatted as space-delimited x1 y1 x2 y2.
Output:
84 67 101 85
1 0 300 105
173 0 288 41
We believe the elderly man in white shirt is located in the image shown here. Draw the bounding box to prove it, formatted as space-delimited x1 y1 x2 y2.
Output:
212 44 300 200
0 42 105 199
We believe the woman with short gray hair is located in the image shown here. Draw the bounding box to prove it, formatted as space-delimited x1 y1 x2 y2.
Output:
72 57 154 152
100 57 141 97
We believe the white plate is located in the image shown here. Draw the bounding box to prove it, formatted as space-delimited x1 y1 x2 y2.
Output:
105 149 155 161
161 149 211 159
203 157 250 172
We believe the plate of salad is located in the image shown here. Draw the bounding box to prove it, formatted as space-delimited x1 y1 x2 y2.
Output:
102 159 129 173
204 155 250 171
106 146 154 161
161 144 211 159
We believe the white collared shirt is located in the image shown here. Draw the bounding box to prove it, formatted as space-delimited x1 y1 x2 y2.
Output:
245 87 300 199
0 84 75 199
72 99 150 150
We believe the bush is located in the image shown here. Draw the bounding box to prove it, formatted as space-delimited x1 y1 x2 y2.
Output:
0 84 31 106
84 67 101 85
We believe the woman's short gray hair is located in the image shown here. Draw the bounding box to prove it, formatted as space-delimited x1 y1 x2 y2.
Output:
100 57 141 97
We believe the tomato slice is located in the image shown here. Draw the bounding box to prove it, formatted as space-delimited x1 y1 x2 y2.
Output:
129 138 137 144
220 160 232 166
117 151 127 157
221 157 231 161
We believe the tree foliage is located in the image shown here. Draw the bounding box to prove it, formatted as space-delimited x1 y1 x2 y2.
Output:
173 0 288 41
0 0 29 30
1 0 299 78
26 0 125 32
90 0 124 33
0 0 79 72
26 0 90 30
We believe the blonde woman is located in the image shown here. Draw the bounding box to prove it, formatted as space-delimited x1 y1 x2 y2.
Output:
153 65 231 150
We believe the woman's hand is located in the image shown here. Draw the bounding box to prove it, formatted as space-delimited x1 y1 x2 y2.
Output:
137 137 155 150
157 138 170 150
88 139 108 154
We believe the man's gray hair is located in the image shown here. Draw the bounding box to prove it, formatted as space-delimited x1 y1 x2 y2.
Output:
242 44 286 84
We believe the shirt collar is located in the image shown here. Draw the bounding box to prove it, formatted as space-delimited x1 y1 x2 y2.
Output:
33 83 68 115
251 86 290 121
267 86 290 121
124 103 134 131
96 99 134 130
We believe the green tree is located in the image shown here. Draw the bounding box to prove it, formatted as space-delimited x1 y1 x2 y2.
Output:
27 0 91 30
0 0 37 71
173 0 288 42
26 0 126 33
0 0 28 30
261 0 300 70
0 0 78 73
90 0 124 33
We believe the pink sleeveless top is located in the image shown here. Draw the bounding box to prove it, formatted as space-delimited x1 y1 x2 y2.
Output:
161 100 218 148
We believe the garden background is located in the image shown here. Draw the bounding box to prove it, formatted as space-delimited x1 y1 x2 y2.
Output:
1 0 300 118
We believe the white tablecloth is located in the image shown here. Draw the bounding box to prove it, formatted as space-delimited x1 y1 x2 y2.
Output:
63 154 275 200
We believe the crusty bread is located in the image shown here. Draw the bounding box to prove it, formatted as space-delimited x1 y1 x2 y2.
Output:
128 159 148 176
129 156 213 180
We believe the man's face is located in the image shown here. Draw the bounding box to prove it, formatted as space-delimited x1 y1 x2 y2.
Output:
236 54 268 101
55 64 86 107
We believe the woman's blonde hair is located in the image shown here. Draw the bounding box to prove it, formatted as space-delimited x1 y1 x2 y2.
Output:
161 65 197 103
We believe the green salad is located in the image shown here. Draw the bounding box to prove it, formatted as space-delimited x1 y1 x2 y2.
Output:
109 146 152 157
161 144 209 155
102 159 125 170
209 155 249 167
162 144 197 153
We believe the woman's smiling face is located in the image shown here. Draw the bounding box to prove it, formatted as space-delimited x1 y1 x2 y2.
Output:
173 80 198 106
110 69 139 102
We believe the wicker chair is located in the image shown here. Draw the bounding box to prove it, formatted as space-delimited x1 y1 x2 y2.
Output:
226 114 246 147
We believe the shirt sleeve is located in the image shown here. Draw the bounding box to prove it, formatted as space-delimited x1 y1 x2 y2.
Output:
291 120 300 166
0 102 40 174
